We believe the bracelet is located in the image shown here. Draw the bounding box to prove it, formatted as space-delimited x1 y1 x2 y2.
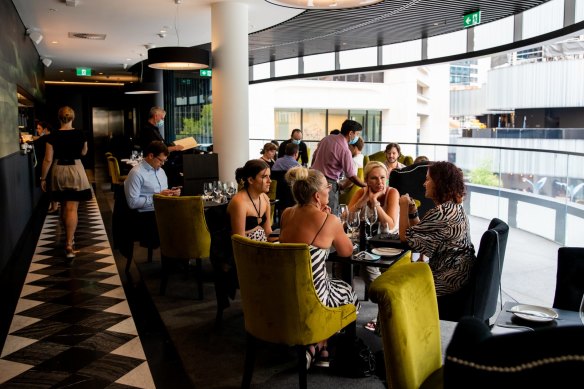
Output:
408 211 419 219
373 201 381 208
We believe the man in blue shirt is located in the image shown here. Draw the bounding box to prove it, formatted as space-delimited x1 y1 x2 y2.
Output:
124 141 180 248
272 143 300 172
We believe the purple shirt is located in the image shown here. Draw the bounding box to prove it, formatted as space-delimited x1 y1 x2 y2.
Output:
311 134 356 180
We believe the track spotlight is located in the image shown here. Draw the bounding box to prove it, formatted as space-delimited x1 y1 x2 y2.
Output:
27 29 43 45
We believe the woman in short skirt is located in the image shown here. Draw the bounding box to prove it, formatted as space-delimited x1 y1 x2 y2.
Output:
40 106 92 259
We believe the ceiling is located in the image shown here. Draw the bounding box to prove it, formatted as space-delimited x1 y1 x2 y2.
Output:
12 0 553 84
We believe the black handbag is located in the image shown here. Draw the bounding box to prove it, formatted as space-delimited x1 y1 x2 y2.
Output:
332 335 376 378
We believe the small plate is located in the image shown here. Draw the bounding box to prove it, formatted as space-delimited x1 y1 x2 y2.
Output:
509 304 558 322
371 247 403 257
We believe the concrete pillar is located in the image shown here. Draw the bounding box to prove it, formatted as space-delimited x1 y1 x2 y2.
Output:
211 1 249 182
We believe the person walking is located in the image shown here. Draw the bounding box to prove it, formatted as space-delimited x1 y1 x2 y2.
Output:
40 106 92 259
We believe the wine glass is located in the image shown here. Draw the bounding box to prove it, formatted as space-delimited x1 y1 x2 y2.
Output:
347 210 360 241
213 181 222 202
364 204 378 239
203 182 213 199
580 292 584 325
227 181 237 198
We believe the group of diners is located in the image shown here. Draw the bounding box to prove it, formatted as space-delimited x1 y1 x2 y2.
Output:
226 120 475 367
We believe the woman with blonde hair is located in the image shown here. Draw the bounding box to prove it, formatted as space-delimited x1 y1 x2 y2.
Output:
259 142 277 169
348 161 399 331
279 166 359 367
40 106 92 259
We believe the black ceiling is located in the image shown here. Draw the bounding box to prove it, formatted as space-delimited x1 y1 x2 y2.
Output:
248 0 552 65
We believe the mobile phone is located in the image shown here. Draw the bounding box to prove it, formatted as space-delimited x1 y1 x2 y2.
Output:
171 186 182 190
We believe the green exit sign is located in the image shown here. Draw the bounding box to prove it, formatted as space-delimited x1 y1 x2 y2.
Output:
76 67 92 76
199 69 212 77
463 10 481 28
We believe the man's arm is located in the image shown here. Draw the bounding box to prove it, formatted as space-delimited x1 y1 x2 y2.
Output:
124 171 148 210
277 140 287 159
348 175 366 188
300 142 309 165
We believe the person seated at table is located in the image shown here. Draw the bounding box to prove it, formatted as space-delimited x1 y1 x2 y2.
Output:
259 142 277 168
124 141 181 249
279 166 359 367
348 161 399 332
399 161 476 296
228 159 275 242
271 142 300 172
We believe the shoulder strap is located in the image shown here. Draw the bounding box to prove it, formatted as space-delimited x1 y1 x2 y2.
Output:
310 214 329 245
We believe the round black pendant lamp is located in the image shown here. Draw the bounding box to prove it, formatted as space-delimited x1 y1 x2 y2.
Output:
148 46 209 70
124 60 160 95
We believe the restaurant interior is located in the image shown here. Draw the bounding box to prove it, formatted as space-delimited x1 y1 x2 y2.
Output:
1 0 583 388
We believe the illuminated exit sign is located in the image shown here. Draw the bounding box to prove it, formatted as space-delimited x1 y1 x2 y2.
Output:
76 67 92 76
463 10 481 28
199 69 212 77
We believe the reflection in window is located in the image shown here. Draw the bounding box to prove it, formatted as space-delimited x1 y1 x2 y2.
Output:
303 109 327 140
275 109 301 140
173 74 212 144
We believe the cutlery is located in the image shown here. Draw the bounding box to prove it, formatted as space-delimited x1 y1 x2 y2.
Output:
506 309 561 319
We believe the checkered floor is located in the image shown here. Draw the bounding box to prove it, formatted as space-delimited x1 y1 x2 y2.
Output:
0 198 155 388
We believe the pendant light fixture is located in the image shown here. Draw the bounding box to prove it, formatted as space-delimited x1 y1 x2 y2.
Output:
148 0 209 70
125 59 160 95
264 0 383 9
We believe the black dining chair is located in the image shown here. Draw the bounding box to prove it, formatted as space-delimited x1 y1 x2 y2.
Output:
437 218 509 323
388 161 433 219
552 247 584 311
444 317 584 389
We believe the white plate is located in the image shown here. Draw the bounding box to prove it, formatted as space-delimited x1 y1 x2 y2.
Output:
371 247 403 257
509 304 558 322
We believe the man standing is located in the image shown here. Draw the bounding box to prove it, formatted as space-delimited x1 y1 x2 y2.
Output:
272 143 300 172
311 120 366 215
124 141 180 248
138 107 184 153
384 142 405 173
278 129 309 166
138 106 184 187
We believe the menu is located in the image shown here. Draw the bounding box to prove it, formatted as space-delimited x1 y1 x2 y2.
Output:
173 136 199 151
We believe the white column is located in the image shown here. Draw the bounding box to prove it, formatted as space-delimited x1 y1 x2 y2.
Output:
211 1 249 182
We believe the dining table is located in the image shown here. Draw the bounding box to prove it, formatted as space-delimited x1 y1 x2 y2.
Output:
492 301 582 334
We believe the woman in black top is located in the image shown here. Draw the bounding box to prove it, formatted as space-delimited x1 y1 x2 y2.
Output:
40 106 91 259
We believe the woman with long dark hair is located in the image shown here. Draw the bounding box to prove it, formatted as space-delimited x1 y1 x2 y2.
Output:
399 161 476 296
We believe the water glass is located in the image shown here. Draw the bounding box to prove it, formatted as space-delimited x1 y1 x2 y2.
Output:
347 210 360 241
203 182 213 198
339 204 349 227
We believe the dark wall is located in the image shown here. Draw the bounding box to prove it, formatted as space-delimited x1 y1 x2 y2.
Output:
0 2 45 271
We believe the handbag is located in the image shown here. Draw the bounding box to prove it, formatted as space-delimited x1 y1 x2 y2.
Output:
331 335 376 378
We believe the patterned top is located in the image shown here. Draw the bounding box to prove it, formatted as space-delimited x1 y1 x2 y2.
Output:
406 201 476 296
309 246 359 309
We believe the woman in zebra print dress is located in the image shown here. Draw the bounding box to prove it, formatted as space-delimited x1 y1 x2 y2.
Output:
279 167 359 367
398 161 476 296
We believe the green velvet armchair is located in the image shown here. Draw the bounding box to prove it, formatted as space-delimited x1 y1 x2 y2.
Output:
231 235 357 389
153 195 211 299
369 261 442 389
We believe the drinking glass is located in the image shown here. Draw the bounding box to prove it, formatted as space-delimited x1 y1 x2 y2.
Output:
338 204 349 228
364 204 378 239
227 181 237 198
213 181 222 202
347 210 360 241
203 182 213 198
379 222 390 238
579 293 584 325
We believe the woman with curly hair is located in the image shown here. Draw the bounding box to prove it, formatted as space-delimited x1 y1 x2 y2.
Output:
398 161 476 296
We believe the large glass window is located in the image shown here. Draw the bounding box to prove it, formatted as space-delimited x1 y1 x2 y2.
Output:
173 74 213 144
274 109 301 140
303 109 327 140
328 109 348 133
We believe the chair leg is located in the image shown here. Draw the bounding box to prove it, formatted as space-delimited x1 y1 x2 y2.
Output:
196 258 204 300
242 333 256 389
296 345 308 389
160 256 169 296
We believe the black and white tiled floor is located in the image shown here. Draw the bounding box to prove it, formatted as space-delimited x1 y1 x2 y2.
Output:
0 198 155 388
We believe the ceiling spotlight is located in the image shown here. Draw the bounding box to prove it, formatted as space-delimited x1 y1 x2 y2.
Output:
41 58 52 67
26 29 43 45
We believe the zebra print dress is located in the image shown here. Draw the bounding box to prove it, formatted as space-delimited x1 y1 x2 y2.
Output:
406 201 476 296
309 245 360 310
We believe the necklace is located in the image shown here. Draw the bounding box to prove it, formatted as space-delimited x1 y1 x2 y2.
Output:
246 188 262 225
